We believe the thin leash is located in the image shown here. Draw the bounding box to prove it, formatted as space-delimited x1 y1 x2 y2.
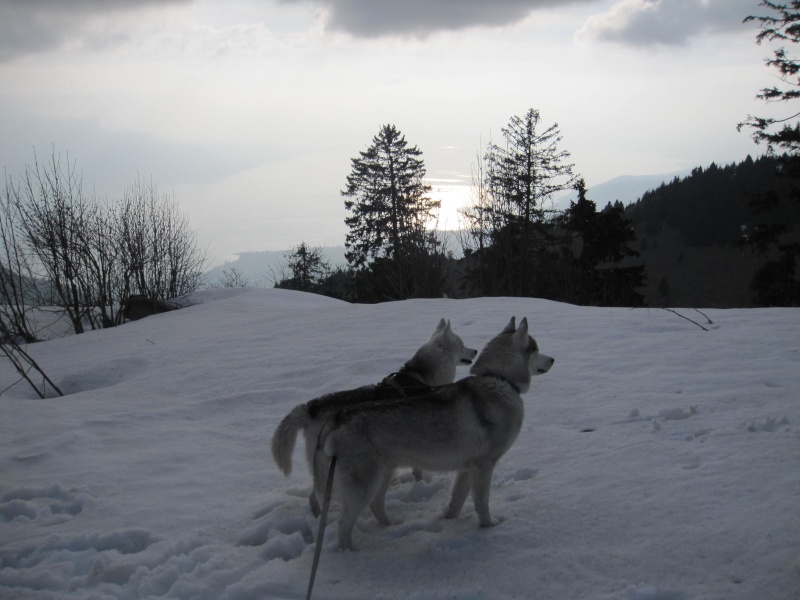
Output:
306 455 336 600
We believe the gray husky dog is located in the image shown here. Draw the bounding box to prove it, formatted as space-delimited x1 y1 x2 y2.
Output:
271 318 478 518
318 317 554 550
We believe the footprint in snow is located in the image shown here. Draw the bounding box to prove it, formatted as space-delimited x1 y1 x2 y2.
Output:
0 528 157 571
495 467 538 487
0 483 89 524
615 406 699 425
747 416 790 433
239 502 314 562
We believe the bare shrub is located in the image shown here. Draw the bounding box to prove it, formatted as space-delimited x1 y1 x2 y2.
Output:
2 153 206 336
117 177 207 304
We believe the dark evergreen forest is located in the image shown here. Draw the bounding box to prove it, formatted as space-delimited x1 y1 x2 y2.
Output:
625 155 800 307
627 155 794 247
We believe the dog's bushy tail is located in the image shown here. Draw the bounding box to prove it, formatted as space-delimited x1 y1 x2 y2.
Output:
271 404 309 476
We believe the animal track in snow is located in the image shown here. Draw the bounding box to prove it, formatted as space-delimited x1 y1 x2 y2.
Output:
494 467 538 488
239 502 313 561
0 484 166 594
615 406 716 442
617 406 699 425
0 528 157 571
0 483 89 524
747 415 790 433
384 518 444 541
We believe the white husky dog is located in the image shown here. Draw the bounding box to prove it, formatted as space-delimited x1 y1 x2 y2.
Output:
318 317 554 550
271 319 478 518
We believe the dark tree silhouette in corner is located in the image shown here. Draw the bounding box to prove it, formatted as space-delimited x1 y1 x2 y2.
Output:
739 1 800 306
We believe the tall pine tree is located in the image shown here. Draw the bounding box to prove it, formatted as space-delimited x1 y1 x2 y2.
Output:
342 124 442 300
462 109 574 297
558 180 645 306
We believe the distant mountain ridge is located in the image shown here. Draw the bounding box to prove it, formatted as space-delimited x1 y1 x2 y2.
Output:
555 171 690 209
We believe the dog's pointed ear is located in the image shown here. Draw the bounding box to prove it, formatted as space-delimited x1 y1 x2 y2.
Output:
435 318 447 332
444 320 453 334
515 317 529 341
513 317 529 347
502 316 516 334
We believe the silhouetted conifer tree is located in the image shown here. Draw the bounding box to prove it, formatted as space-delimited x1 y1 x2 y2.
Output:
558 180 645 306
341 124 443 301
275 242 331 293
461 109 574 297
739 0 800 305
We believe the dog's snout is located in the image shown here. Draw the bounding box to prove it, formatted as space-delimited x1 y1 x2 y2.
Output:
534 354 554 374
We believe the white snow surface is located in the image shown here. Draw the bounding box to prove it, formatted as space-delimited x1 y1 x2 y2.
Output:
1 288 798 600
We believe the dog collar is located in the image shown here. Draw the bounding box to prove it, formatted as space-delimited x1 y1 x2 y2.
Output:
484 373 521 395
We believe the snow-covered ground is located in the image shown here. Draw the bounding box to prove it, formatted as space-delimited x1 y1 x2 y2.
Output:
1 288 798 600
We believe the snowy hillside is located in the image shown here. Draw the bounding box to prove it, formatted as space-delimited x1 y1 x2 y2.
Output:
1 288 798 600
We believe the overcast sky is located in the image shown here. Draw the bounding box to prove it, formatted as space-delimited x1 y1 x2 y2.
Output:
0 0 777 264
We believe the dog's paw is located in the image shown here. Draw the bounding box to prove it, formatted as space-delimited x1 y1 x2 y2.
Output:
375 512 404 527
479 516 504 528
372 513 394 527
336 540 357 552
443 507 460 520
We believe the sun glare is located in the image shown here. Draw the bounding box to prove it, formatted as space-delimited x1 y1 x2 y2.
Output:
426 180 471 231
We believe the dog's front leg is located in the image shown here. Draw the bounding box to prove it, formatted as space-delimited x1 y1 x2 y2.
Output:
444 470 470 519
470 463 499 527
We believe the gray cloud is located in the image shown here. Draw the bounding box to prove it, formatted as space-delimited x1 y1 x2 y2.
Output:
577 0 756 47
0 0 756 61
279 0 598 38
0 0 192 61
